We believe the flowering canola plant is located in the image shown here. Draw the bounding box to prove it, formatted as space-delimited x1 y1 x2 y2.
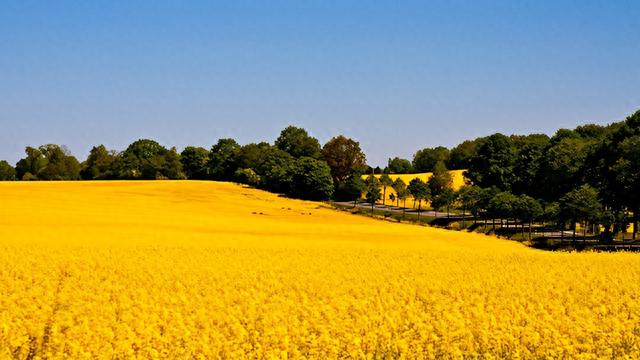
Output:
0 181 638 359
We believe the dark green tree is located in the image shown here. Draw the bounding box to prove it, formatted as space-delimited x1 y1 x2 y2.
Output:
466 134 517 191
81 145 117 180
180 146 210 179
559 184 603 241
208 138 241 181
387 157 414 174
408 178 430 220
275 126 321 158
321 135 367 185
378 173 393 206
0 160 16 180
365 175 381 214
449 140 478 170
340 175 366 207
287 157 334 200
612 135 640 240
412 146 450 172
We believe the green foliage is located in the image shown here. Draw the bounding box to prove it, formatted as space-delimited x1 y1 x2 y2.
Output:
287 157 334 200
0 160 16 180
208 139 241 181
234 168 261 186
427 161 453 197
180 146 210 179
407 178 430 210
488 191 518 220
275 126 321 158
466 134 516 191
387 157 413 174
81 145 117 180
559 184 603 225
412 146 450 172
16 145 80 180
336 175 366 202
118 140 184 180
365 175 382 205
321 135 367 184
449 140 478 170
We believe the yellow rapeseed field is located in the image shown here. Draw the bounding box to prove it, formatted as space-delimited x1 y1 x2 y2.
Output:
0 181 639 359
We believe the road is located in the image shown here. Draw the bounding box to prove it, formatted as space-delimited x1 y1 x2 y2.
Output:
333 201 462 219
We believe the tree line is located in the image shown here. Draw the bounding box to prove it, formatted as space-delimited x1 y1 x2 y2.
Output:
1 110 638 241
361 110 640 242
0 127 368 202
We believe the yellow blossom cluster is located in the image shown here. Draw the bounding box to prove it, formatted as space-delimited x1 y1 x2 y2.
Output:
0 181 638 359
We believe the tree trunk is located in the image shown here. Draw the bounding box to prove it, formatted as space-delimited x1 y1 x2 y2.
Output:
528 220 532 241
462 207 466 228
402 199 406 221
371 201 374 215
382 187 386 206
353 198 357 208
633 208 638 241
417 200 421 221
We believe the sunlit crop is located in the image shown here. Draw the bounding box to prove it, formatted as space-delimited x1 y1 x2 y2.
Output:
1 181 639 359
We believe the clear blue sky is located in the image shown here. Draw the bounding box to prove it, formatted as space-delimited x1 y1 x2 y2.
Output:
1 1 639 166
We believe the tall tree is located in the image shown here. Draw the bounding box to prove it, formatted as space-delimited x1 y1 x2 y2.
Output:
387 157 414 174
208 138 241 181
449 140 478 170
180 146 210 179
0 160 16 180
408 178 430 220
321 135 367 185
427 161 453 197
287 157 334 200
341 175 366 207
559 184 603 242
412 146 450 172
365 175 381 214
81 145 117 180
612 135 640 240
378 173 393 206
15 146 48 180
466 134 517 191
275 126 321 158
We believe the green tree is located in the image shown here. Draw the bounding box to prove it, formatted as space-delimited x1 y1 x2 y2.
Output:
431 188 456 218
387 157 413 174
412 146 450 172
118 139 184 179
180 146 210 179
81 145 117 180
427 161 453 197
488 191 518 229
559 184 603 242
513 195 543 239
275 126 321 158
612 135 640 240
537 137 589 200
449 140 478 170
510 134 550 195
466 134 517 191
287 157 334 200
254 147 295 194
365 175 381 214
0 160 16 180
15 146 48 180
234 168 261 186
378 173 393 206
208 138 241 181
16 145 80 180
340 175 366 207
321 135 367 185
408 178 430 220
457 185 483 225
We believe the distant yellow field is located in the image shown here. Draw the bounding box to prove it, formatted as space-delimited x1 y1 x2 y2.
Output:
0 181 639 358
363 170 467 206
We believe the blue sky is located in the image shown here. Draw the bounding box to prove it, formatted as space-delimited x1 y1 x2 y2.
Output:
1 1 639 166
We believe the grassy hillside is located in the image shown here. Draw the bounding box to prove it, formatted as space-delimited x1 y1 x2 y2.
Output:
0 181 638 358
